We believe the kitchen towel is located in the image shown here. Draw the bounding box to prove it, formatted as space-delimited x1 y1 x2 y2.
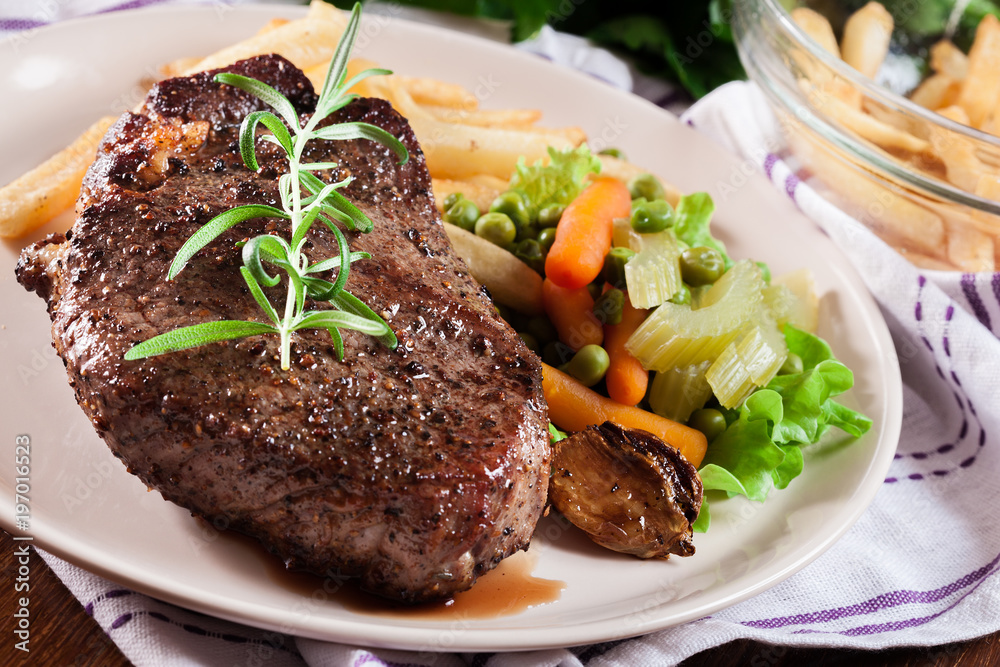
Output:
5 2 1000 666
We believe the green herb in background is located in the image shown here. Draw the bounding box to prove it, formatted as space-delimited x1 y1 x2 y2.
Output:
325 0 745 99
126 4 408 370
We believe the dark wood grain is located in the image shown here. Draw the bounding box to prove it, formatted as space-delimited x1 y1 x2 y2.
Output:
3 528 998 666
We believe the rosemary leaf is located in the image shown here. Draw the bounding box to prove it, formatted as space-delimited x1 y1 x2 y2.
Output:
169 204 289 280
124 320 277 360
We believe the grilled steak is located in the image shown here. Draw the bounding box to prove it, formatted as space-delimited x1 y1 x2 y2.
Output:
16 55 550 602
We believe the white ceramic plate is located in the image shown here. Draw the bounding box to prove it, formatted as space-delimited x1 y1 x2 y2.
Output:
0 5 902 652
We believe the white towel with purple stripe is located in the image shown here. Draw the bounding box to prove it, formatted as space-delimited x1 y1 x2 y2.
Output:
6 1 1000 665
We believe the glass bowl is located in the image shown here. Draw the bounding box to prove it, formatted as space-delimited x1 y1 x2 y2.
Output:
732 0 1000 271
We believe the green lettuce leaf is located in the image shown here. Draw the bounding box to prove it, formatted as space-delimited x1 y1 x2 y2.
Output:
672 192 731 267
508 145 601 217
694 325 873 526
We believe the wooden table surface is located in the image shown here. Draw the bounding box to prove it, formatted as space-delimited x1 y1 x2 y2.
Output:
3 529 998 666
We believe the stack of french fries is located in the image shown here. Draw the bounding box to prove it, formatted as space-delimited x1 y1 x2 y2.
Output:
788 2 1000 272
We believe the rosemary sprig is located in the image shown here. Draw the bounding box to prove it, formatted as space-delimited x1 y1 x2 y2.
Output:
125 4 408 370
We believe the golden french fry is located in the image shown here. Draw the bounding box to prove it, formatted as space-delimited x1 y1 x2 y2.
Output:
957 14 1000 128
785 118 947 258
791 8 841 58
183 0 347 75
432 177 502 213
160 56 204 79
903 249 961 270
841 2 894 80
397 76 478 110
909 73 962 110
823 95 930 153
945 217 995 271
927 105 986 191
970 174 1000 235
257 17 290 35
443 222 543 315
423 104 542 129
930 40 969 80
0 116 115 238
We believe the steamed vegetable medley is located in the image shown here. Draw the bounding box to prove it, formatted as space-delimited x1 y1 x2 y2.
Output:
441 146 872 530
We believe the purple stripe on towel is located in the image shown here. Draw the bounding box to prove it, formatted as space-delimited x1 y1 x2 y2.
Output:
961 273 992 330
741 551 1000 630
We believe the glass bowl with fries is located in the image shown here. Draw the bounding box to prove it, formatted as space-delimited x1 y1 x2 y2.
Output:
733 0 1000 271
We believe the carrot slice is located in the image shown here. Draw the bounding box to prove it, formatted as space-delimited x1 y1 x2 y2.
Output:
542 277 603 351
544 176 632 290
542 363 707 467
604 293 649 406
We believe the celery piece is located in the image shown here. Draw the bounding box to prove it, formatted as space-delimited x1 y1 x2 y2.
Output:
706 312 788 408
626 260 765 371
648 361 713 422
625 231 683 309
771 268 819 333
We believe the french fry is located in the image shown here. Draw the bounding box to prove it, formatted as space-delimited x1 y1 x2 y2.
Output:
443 222 543 315
957 14 1000 128
0 116 115 238
397 76 478 110
840 2 894 80
822 95 930 153
160 56 203 79
786 119 947 258
182 0 347 75
909 73 962 110
945 218 995 271
423 105 542 129
929 105 985 191
791 7 841 58
930 40 969 80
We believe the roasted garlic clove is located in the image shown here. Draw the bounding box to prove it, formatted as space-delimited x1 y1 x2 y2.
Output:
549 421 703 559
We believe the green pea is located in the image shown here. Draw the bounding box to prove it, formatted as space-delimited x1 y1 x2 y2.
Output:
525 316 558 345
628 173 665 201
593 288 624 326
602 247 635 289
680 246 725 287
559 344 610 387
688 408 727 443
514 238 545 274
779 352 804 376
518 332 540 353
442 192 463 211
475 212 517 247
490 191 532 227
537 227 557 252
669 283 691 305
586 281 603 301
442 198 480 232
598 147 627 160
537 203 565 228
542 340 574 367
630 198 674 234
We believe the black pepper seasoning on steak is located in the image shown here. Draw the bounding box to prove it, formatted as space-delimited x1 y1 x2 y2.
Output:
15 55 550 603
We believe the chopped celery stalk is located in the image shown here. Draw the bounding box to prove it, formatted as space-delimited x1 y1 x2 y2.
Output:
625 260 765 372
771 268 819 333
648 361 713 422
624 231 683 309
612 217 640 250
763 283 798 328
706 311 788 408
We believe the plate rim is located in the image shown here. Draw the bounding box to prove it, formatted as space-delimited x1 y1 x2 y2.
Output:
0 3 903 652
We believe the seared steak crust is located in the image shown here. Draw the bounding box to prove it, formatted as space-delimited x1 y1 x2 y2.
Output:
17 55 549 602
